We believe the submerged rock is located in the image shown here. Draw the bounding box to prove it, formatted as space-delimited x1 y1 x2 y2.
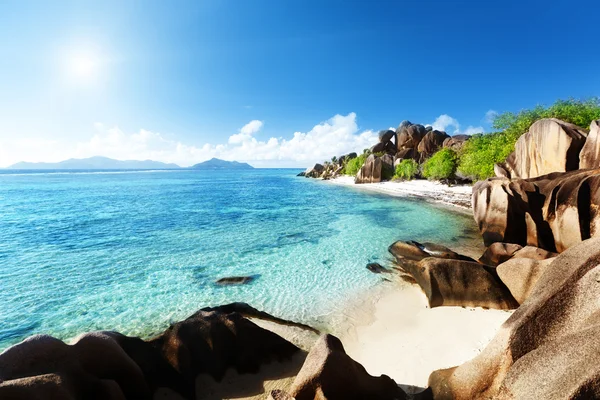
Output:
366 262 390 274
215 275 257 285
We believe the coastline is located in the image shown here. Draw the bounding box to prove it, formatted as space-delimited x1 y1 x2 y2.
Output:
323 175 473 212
332 282 512 392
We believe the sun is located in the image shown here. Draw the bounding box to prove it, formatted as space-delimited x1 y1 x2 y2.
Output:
67 54 98 81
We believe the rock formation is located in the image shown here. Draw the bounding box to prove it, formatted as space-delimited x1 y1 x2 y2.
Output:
355 154 382 184
304 164 324 178
472 168 600 252
429 237 600 399
496 118 589 179
443 134 471 151
388 240 517 310
417 130 450 162
0 304 305 400
580 120 600 169
284 334 407 400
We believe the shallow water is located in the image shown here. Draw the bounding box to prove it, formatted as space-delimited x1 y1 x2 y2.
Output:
0 169 478 350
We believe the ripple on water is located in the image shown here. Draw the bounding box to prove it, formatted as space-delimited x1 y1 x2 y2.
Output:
0 169 479 350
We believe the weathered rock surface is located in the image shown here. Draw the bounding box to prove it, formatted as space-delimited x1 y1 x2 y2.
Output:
389 240 515 309
389 240 474 262
287 334 407 400
304 164 324 178
0 303 304 400
499 118 588 179
355 154 382 184
402 257 518 309
496 257 555 304
396 123 426 150
443 134 471 151
379 129 396 144
417 130 450 161
478 242 523 266
472 168 600 252
429 237 600 400
395 148 417 162
150 305 300 383
580 120 600 169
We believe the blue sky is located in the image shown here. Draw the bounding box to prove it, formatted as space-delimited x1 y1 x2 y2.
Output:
0 0 599 167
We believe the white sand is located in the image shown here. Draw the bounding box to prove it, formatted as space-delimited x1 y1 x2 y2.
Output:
338 283 512 391
325 176 473 210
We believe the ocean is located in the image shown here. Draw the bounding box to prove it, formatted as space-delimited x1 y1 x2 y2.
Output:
0 169 477 350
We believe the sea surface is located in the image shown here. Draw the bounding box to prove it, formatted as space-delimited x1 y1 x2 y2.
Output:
0 169 478 350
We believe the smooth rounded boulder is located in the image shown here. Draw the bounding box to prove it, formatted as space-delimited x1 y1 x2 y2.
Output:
496 257 555 304
417 130 450 161
396 123 426 150
580 120 600 169
500 118 588 179
429 237 600 399
287 334 407 400
355 154 382 184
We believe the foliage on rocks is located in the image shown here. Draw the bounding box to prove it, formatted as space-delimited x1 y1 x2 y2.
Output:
393 159 419 180
422 148 458 180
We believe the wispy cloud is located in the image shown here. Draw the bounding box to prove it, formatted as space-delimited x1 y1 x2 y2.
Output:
428 114 484 135
1 113 377 168
485 109 498 124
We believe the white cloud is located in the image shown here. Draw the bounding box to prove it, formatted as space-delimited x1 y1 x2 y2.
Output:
485 109 498 124
462 126 485 135
1 113 377 168
228 120 264 144
429 114 460 133
427 114 485 136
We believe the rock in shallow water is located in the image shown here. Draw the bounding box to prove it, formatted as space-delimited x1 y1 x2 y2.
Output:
366 262 390 274
215 275 257 285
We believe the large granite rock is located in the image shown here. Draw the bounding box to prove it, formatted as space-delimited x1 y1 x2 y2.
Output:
150 305 300 382
429 237 600 399
355 154 382 184
395 148 417 162
580 120 600 169
396 123 427 150
401 257 518 309
286 334 407 400
378 129 396 144
472 168 600 252
498 118 588 179
389 241 515 309
381 153 395 180
478 242 523 266
417 130 450 161
0 303 304 400
496 257 555 304
304 164 324 178
443 134 471 151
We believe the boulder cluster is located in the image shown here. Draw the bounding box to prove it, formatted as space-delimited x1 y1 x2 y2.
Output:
0 303 407 400
475 118 600 252
302 120 471 184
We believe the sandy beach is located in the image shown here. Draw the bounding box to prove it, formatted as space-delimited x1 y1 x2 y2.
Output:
325 175 473 210
336 283 512 392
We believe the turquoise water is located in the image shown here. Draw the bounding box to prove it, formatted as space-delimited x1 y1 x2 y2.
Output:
0 169 476 350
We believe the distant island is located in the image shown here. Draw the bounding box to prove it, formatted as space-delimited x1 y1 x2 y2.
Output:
190 158 254 170
6 156 255 170
7 156 180 170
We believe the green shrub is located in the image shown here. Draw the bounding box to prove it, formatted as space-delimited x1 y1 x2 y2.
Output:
342 153 368 176
422 149 458 180
393 159 419 180
458 97 600 181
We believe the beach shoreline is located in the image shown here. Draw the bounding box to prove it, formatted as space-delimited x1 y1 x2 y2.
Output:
323 175 473 212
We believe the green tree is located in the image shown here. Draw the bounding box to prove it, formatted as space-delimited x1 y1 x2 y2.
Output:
422 149 458 180
393 159 419 180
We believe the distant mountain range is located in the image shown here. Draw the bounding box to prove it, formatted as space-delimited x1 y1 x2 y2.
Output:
6 156 254 170
190 158 254 170
7 156 180 170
